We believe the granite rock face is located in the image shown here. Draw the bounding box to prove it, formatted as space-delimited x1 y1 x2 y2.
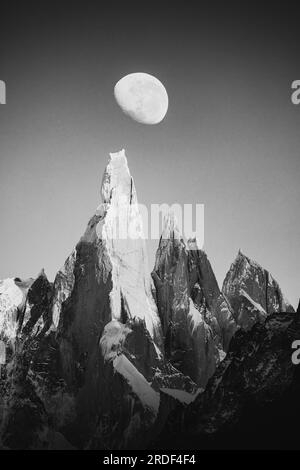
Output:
152 214 199 382
152 306 300 449
0 150 296 450
223 251 294 331
0 271 54 449
0 151 197 450
187 241 236 352
152 217 236 388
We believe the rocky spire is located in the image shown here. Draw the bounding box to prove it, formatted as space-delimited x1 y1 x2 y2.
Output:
99 150 162 347
152 212 225 388
160 211 182 241
222 250 294 330
40 150 194 450
187 238 237 352
0 150 296 450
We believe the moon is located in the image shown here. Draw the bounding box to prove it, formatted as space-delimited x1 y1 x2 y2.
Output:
114 72 168 125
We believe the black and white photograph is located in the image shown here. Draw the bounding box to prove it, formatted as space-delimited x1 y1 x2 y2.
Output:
0 0 300 460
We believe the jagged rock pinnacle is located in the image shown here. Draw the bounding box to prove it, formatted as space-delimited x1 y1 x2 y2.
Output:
101 149 137 206
0 148 297 450
161 211 182 240
223 251 294 330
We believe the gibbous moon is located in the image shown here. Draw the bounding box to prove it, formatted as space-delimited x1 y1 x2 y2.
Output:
114 72 168 125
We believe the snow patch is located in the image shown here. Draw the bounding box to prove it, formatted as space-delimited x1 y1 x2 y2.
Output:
240 289 266 315
187 298 203 333
0 278 24 309
153 342 163 360
100 319 132 360
113 354 160 414
0 278 27 341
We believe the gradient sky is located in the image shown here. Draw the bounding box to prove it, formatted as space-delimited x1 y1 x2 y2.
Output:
0 2 299 307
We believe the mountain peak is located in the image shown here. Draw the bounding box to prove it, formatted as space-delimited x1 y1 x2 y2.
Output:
161 211 182 240
101 148 137 206
232 250 262 272
0 149 296 450
99 150 162 346
236 249 249 261
187 237 203 252
109 148 126 160
36 268 47 280
223 250 294 329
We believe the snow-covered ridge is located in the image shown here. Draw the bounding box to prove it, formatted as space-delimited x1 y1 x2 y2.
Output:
113 354 160 415
240 289 267 316
0 278 30 342
98 150 162 348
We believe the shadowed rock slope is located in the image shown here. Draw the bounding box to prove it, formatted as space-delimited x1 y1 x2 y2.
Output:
0 150 296 449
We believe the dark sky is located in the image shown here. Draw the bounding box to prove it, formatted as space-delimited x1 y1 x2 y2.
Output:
0 1 300 307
